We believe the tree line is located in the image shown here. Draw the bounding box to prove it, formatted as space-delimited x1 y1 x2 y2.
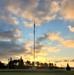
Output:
0 57 71 70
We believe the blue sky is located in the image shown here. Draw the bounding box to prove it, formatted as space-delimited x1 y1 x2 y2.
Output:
0 0 74 67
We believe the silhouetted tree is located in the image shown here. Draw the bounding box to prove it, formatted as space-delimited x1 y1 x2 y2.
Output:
43 62 48 69
12 60 19 69
40 63 43 67
0 57 61 69
49 63 54 69
18 57 24 69
54 63 58 69
26 60 31 66
66 63 71 71
0 61 6 69
8 57 24 69
25 60 31 69
36 61 40 67
8 57 14 69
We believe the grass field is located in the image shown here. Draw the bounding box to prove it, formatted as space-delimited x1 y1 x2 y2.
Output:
0 70 74 75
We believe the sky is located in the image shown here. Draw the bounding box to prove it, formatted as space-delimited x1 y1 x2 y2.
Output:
0 0 74 67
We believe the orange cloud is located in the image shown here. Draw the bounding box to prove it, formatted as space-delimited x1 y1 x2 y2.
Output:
47 46 60 53
61 0 74 21
36 51 48 57
37 32 63 43
62 40 74 48
47 32 64 42
37 32 74 48
25 41 33 47
23 21 34 28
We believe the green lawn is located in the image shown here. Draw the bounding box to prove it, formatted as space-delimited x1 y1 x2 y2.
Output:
0 70 74 75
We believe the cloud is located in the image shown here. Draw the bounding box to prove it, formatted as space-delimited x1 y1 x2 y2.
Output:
6 0 38 13
0 25 22 41
35 44 47 50
63 60 69 62
37 32 63 43
0 40 25 59
0 8 19 25
36 51 48 57
37 32 74 48
1 0 74 25
62 40 74 48
68 26 74 32
71 59 74 62
23 42 48 57
19 43 48 62
47 32 64 42
22 42 61 61
35 43 60 53
61 0 74 21
24 44 47 55
47 46 60 53
0 0 24 60
24 41 33 47
4 0 60 25
35 56 47 62
23 21 34 28
49 1 60 14
0 0 74 63
0 1 22 41
36 34 48 43
1 15 19 25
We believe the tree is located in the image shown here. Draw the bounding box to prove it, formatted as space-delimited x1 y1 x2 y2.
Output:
43 62 48 69
8 57 14 69
36 61 40 67
49 63 54 69
12 60 19 69
66 63 71 71
26 60 31 66
0 61 6 69
40 62 44 67
18 57 24 69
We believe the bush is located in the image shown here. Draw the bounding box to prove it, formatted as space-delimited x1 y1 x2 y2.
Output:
66 63 71 71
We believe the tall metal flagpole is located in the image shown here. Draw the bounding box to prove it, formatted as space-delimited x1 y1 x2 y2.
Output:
34 21 35 66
